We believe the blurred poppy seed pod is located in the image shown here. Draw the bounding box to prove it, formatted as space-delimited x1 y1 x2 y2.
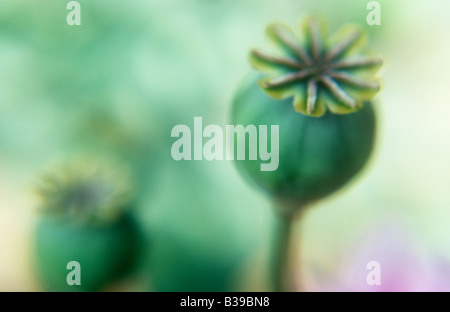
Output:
231 17 382 210
34 160 141 291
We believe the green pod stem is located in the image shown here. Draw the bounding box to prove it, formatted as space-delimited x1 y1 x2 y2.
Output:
270 208 294 292
270 202 305 292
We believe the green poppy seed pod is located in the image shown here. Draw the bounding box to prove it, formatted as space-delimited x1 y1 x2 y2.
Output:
232 73 375 208
34 159 141 291
35 215 139 292
231 17 382 210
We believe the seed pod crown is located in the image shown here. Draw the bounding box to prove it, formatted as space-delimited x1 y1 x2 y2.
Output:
250 17 383 117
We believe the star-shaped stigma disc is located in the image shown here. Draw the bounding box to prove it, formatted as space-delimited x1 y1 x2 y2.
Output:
250 17 383 117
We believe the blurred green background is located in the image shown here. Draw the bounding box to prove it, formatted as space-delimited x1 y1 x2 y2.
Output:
0 0 449 291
